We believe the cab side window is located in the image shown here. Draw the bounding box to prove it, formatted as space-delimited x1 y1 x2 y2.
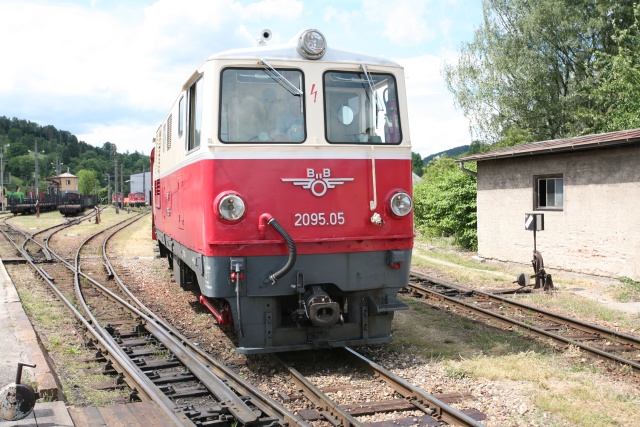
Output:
187 77 203 151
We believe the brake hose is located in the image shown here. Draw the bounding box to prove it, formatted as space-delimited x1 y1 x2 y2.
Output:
264 216 297 285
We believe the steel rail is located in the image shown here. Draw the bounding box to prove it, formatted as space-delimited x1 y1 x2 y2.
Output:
409 271 640 373
63 213 228 424
0 220 190 426
67 213 196 426
273 349 485 427
1 212 89 262
100 224 311 427
65 211 305 426
18 208 99 255
344 347 486 427
272 353 362 427
40 213 192 425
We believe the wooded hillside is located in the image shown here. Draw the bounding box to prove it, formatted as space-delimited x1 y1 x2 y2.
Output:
0 116 148 198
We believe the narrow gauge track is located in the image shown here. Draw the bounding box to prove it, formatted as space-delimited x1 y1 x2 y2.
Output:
0 219 32 260
273 347 486 427
2 213 188 424
408 270 640 375
32 212 308 427
0 210 97 263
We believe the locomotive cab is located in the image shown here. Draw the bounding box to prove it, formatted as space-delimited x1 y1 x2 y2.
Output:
151 29 414 353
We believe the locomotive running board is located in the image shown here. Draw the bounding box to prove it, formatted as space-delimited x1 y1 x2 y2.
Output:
367 296 409 315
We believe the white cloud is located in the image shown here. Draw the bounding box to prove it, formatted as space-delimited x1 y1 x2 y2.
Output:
0 0 306 152
0 0 477 159
242 0 303 20
76 121 157 154
1 3 126 95
362 0 434 46
401 54 471 157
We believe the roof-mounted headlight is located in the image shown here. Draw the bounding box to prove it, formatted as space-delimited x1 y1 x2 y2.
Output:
297 29 326 60
389 192 413 217
217 193 246 222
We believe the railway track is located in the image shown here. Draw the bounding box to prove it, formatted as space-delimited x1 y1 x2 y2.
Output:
3 212 308 427
16 211 637 425
2 212 492 426
274 347 486 427
91 219 488 426
408 270 640 375
0 209 97 264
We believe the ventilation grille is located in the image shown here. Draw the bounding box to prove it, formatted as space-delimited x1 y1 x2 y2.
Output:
167 114 172 150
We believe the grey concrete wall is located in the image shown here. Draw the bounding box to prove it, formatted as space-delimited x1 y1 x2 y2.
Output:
476 146 640 280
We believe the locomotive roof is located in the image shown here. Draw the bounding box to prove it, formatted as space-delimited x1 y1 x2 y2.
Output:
209 42 401 67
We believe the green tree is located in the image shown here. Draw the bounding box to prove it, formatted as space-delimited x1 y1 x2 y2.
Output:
77 157 106 174
411 152 424 176
0 116 148 191
77 169 98 195
466 140 491 155
7 128 22 143
443 0 636 144
574 3 640 134
7 142 29 157
8 156 34 183
413 157 477 250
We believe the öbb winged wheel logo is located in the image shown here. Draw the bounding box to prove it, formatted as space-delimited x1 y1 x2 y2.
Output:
282 168 354 197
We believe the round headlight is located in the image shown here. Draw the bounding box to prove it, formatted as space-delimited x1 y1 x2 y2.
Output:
297 29 326 60
218 194 245 221
390 192 413 217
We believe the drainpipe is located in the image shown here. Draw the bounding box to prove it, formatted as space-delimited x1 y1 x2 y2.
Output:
458 161 477 177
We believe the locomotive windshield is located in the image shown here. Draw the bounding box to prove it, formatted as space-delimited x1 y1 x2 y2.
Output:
219 68 305 143
324 71 401 144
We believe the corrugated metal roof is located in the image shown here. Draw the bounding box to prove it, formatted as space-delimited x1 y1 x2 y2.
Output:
458 128 640 162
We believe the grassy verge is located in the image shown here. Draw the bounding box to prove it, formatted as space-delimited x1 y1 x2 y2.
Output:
16 277 131 406
403 235 640 426
445 350 638 426
8 210 134 406
615 276 640 302
414 236 640 327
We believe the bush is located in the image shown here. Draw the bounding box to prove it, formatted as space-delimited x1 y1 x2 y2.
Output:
414 157 477 250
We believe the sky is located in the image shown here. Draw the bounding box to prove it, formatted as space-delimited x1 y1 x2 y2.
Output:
0 0 483 158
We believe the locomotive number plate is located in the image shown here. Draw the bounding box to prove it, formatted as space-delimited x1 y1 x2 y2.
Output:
294 212 345 227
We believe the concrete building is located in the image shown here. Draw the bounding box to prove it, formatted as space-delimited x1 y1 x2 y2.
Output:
457 128 640 280
129 171 151 202
49 172 78 193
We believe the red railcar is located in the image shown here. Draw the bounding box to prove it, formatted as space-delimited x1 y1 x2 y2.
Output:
151 29 414 353
111 193 124 205
128 192 146 207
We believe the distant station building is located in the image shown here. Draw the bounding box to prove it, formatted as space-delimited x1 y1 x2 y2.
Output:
457 128 640 280
48 172 78 194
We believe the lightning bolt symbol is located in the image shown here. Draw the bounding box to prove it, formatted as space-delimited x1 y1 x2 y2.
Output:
310 84 318 103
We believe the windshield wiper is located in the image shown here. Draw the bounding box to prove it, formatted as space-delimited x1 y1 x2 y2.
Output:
260 58 303 96
360 64 384 127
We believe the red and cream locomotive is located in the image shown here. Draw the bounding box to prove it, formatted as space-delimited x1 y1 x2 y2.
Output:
128 192 146 207
151 29 414 353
